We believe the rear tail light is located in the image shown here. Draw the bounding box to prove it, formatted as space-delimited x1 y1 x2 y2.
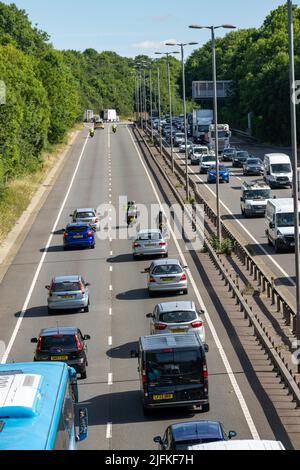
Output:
159 242 166 247
180 274 187 281
36 337 42 353
203 363 208 380
87 231 94 236
79 281 85 295
64 232 69 237
191 321 203 328
75 335 83 352
95 218 99 223
134 243 141 248
155 323 167 331
149 276 156 283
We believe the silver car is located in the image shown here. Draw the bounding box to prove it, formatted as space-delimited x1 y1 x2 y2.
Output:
46 275 90 314
147 259 188 297
133 229 168 259
71 208 100 231
147 301 205 342
179 140 193 153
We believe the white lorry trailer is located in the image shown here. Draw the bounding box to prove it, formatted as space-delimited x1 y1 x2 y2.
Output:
103 109 117 122
208 124 231 154
192 109 214 144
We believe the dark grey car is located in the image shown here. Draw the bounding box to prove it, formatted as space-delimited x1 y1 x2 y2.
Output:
243 158 264 176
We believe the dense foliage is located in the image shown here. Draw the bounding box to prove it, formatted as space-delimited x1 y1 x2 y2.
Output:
0 1 298 191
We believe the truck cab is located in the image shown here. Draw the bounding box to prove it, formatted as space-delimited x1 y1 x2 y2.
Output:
208 124 231 154
241 181 272 218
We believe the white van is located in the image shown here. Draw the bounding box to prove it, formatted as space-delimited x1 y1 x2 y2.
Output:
188 440 285 450
265 198 300 252
263 153 293 188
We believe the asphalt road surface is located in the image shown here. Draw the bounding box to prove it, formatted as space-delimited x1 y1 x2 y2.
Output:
0 125 291 449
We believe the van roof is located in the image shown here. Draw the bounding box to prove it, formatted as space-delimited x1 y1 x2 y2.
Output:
267 198 295 212
188 440 285 450
264 153 290 163
140 333 202 351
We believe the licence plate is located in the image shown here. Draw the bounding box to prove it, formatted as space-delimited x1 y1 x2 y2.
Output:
162 278 174 282
73 235 84 239
51 356 68 361
172 329 186 333
153 394 174 401
61 295 75 300
146 244 156 248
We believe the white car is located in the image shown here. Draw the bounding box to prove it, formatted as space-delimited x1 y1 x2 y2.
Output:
71 208 100 231
199 155 217 174
133 230 168 259
147 301 205 343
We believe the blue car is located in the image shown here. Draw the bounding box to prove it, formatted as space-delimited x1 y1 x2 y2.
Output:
63 223 95 250
207 165 230 184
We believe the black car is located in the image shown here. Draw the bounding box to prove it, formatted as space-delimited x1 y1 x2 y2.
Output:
243 158 264 176
232 151 250 168
154 421 237 450
222 147 237 162
31 327 91 379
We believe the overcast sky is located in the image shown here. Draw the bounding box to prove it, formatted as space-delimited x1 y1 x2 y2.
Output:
2 0 297 57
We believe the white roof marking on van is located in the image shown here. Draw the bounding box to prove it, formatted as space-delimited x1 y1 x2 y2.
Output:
0 373 42 417
265 153 291 163
188 440 285 450
267 198 295 212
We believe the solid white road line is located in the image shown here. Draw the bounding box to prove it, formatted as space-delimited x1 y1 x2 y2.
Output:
109 285 113 292
1 132 90 365
109 307 112 316
110 266 113 272
108 336 112 346
128 127 260 440
185 160 295 287
108 373 113 385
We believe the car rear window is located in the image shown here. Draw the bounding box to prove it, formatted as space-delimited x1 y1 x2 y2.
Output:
146 350 203 383
52 282 81 292
152 265 182 275
237 152 249 158
67 226 89 233
40 335 77 351
159 311 197 323
76 212 95 218
202 156 215 162
139 233 162 241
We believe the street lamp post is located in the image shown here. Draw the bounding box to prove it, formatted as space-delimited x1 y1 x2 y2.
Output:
157 64 163 155
155 51 179 173
166 42 198 200
288 0 300 353
149 65 154 141
189 24 236 241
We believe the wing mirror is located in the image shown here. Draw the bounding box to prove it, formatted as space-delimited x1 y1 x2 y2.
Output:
84 335 91 341
142 268 150 274
228 431 237 440
30 338 38 344
76 408 88 442
269 222 275 230
45 285 50 290
153 436 163 445
131 350 139 358
85 282 91 287
146 313 154 319
204 344 209 353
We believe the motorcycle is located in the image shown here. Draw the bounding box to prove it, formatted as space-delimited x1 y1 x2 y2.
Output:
89 130 95 138
112 127 117 134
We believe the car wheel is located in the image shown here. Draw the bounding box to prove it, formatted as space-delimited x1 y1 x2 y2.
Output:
202 403 210 413
84 301 90 313
91 244 95 249
81 369 87 380
274 241 282 254
182 289 188 295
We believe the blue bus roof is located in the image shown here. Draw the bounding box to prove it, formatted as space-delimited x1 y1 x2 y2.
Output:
0 362 71 450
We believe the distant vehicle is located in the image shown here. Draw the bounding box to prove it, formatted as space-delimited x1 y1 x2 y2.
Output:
221 147 237 162
31 327 91 379
265 198 300 252
179 140 194 153
146 259 188 297
243 157 264 176
94 120 104 130
174 132 185 146
154 421 236 450
232 150 250 168
190 146 209 165
192 109 214 144
208 124 231 154
84 109 94 122
46 275 91 314
263 153 293 188
103 109 117 122
70 208 100 231
188 440 285 450
131 333 209 415
199 154 217 174
207 165 230 184
63 223 95 250
0 362 88 450
241 181 272 218
146 301 205 343
132 229 168 259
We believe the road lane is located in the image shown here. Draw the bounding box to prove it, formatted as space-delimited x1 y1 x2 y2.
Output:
0 124 290 450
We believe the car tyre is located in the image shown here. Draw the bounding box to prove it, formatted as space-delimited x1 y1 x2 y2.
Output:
182 289 188 295
149 291 155 298
143 406 151 417
84 300 90 313
81 369 87 380
91 244 95 250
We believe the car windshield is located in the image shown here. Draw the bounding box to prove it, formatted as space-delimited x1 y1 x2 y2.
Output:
40 335 77 351
52 281 81 292
176 134 184 138
67 225 90 233
194 148 208 154
244 190 271 199
76 212 95 218
271 164 291 173
202 156 215 163
237 152 249 158
198 125 209 132
139 232 162 241
152 265 182 275
146 350 203 385
210 131 228 139
247 159 261 165
209 166 227 172
276 213 295 227
159 311 197 323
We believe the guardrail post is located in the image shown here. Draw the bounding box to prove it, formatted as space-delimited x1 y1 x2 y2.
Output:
277 297 281 313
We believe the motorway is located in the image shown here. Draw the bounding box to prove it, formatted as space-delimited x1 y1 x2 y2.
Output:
173 139 297 308
0 125 293 449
